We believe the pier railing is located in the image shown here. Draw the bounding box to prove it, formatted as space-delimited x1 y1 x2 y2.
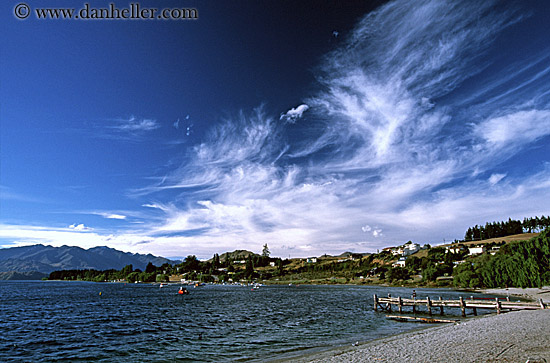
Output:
374 294 547 317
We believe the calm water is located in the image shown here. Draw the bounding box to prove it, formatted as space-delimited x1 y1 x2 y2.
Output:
0 281 493 362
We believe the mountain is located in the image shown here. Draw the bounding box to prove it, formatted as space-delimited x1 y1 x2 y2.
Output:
0 244 177 276
0 271 48 280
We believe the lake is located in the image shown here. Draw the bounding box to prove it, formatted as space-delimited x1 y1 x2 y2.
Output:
0 281 493 362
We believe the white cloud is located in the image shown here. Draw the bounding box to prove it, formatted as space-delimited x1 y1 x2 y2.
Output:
280 104 309 123
88 212 127 220
114 116 159 132
488 173 506 186
474 109 550 150
68 223 93 231
372 229 383 238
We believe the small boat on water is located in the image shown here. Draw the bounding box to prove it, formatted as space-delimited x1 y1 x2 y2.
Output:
159 283 168 288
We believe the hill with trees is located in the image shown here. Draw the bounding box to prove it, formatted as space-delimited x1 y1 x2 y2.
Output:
464 215 549 241
454 228 550 288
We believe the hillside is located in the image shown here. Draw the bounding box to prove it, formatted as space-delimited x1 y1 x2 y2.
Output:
411 233 540 259
0 244 176 276
0 271 48 280
218 250 259 262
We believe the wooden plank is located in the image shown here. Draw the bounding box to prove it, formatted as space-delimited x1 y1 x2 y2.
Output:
386 315 458 324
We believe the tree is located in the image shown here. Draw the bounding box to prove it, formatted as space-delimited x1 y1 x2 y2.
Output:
245 256 254 279
262 244 270 258
156 274 169 282
121 264 133 277
212 253 220 269
145 262 156 274
182 255 200 272
276 259 284 276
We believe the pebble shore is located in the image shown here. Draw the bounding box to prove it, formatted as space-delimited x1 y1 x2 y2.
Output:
290 310 550 363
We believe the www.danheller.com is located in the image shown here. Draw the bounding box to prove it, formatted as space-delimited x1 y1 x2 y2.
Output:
14 2 198 20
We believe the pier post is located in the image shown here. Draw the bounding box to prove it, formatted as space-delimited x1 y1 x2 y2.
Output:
374 294 378 312
427 296 432 316
439 296 444 315
460 296 466 317
539 299 546 310
398 296 403 313
387 294 392 313
495 297 502 314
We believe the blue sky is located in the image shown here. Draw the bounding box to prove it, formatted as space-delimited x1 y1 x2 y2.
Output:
1 0 549 259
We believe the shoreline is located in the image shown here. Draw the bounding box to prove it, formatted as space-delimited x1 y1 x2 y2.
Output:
280 310 550 362
275 286 550 363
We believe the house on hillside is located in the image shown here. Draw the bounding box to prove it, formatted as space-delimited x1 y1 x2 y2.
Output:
403 243 420 256
468 246 486 255
446 245 467 254
391 246 404 256
305 257 317 263
392 257 406 268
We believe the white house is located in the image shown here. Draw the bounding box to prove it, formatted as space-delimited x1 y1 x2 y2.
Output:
306 257 317 263
468 246 486 255
403 243 420 256
446 245 466 254
392 257 406 268
391 247 404 256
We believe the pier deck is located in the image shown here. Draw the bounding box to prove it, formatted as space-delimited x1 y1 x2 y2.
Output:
374 294 547 317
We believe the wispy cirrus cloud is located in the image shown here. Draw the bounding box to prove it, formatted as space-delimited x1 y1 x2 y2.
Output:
95 116 160 141
280 104 309 123
5 0 549 259
126 0 550 257
111 116 159 132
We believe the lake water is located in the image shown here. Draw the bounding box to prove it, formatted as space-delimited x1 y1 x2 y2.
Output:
0 281 493 362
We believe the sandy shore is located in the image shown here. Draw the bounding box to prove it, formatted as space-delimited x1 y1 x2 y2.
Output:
286 309 550 362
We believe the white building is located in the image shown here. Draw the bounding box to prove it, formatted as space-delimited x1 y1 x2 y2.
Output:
392 257 406 268
468 246 486 255
446 245 466 254
391 247 404 256
403 243 420 256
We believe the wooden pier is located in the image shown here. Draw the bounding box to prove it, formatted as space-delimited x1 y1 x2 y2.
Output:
374 294 547 317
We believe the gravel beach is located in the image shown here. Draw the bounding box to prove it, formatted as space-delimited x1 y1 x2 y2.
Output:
481 287 550 304
284 293 550 363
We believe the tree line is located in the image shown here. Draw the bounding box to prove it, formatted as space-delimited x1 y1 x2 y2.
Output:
454 228 550 288
464 215 549 241
47 244 284 283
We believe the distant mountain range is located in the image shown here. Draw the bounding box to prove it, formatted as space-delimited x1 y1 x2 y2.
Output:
0 244 177 279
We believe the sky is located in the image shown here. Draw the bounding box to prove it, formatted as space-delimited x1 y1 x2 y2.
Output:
1 0 549 260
